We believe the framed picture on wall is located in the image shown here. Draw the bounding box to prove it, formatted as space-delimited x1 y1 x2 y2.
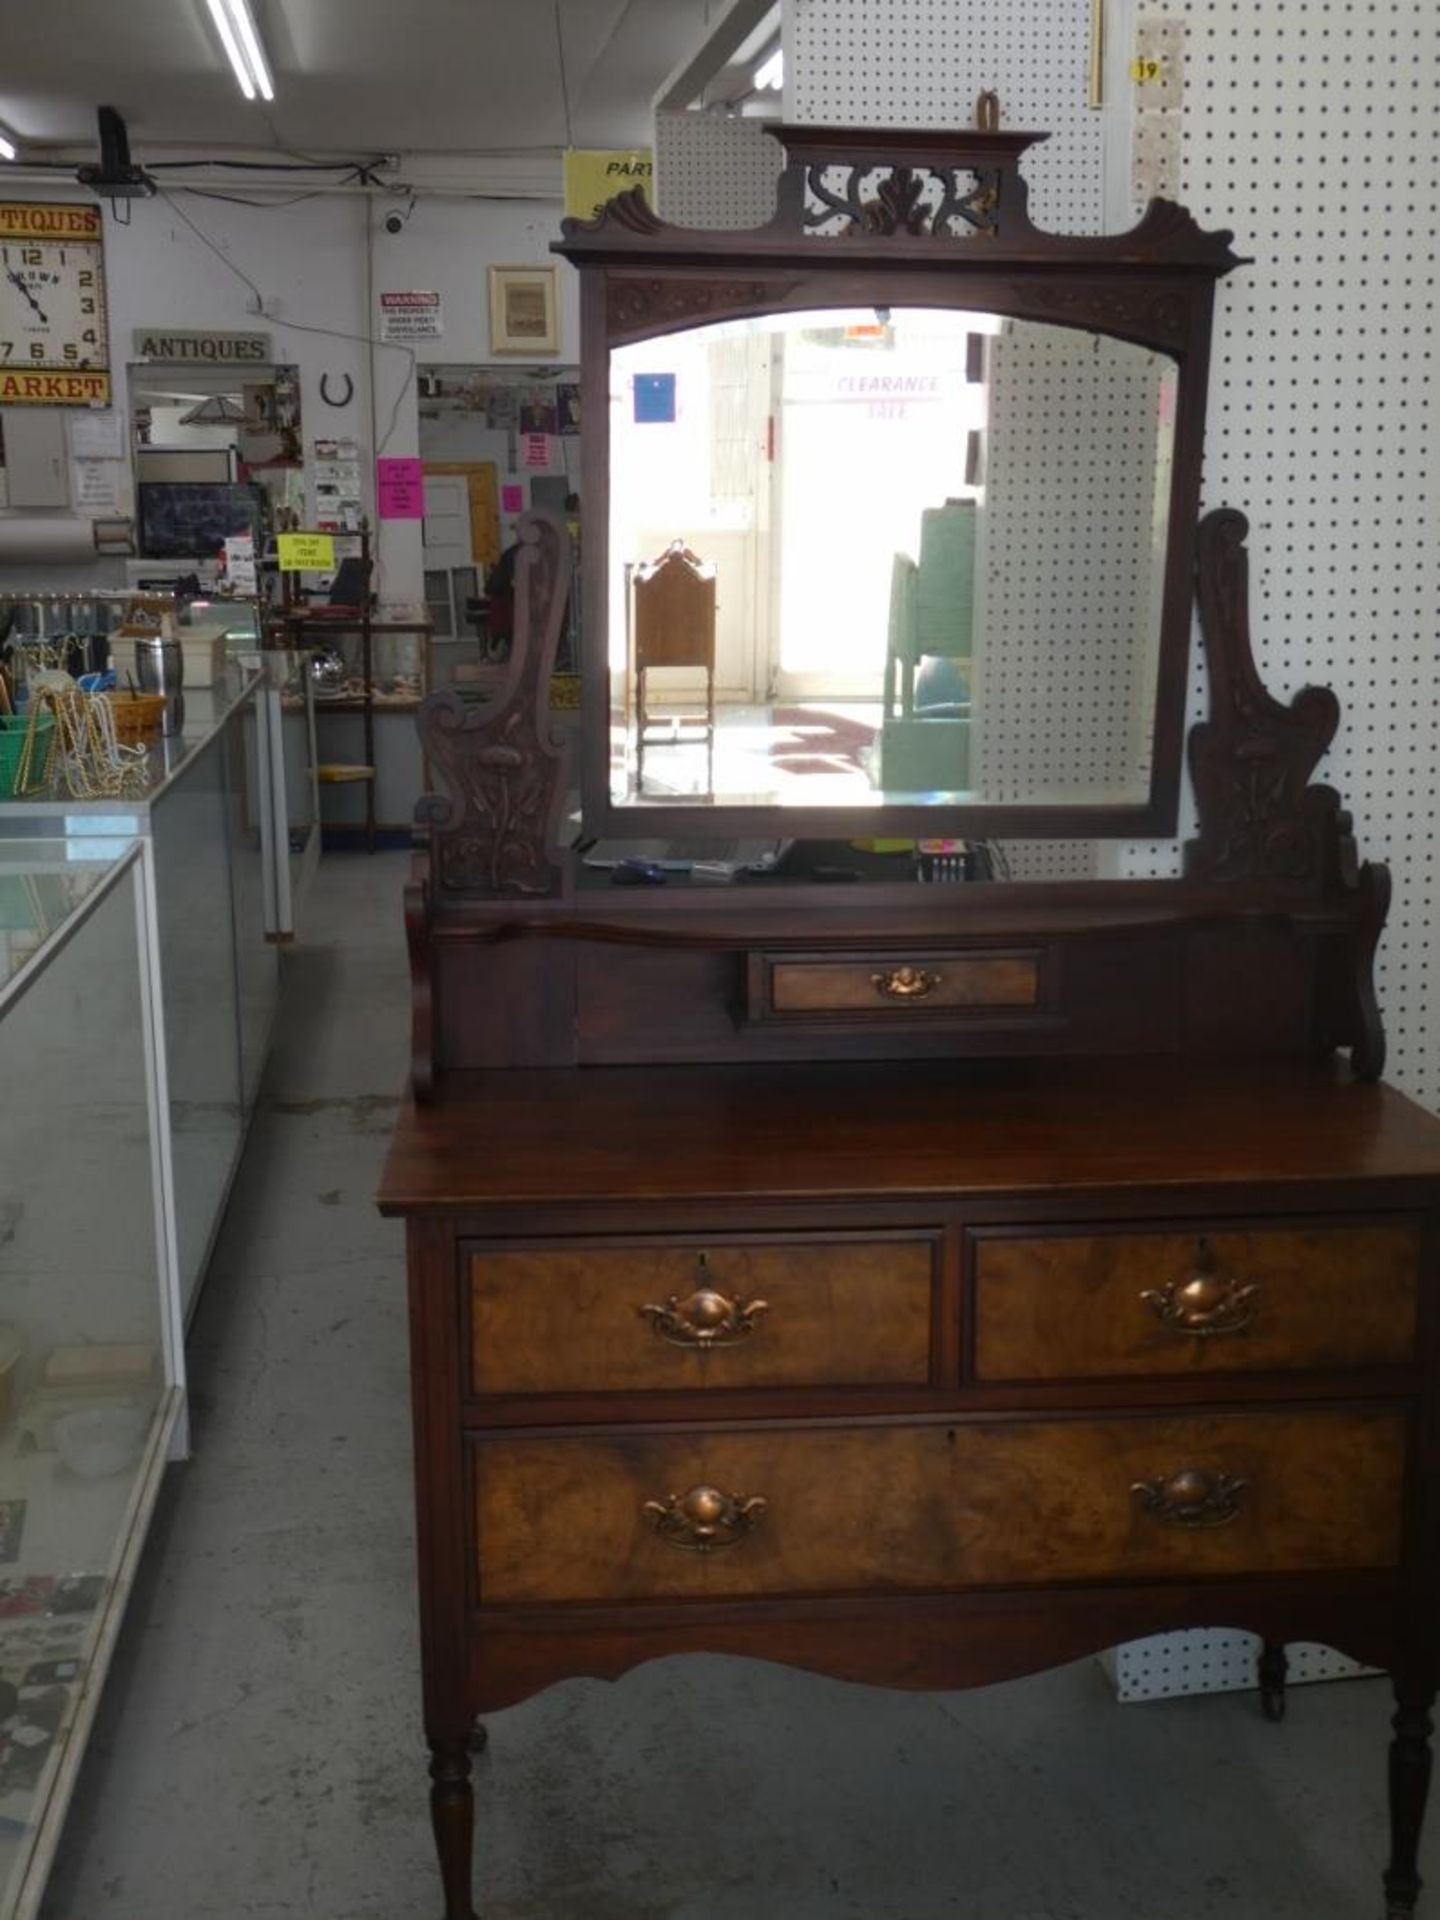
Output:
488 266 559 355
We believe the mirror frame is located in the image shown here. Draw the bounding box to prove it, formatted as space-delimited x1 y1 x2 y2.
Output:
555 123 1243 842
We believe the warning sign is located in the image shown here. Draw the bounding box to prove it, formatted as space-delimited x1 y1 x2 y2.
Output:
379 291 442 342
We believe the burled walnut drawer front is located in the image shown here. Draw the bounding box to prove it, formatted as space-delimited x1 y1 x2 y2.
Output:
748 948 1044 1023
971 1223 1421 1381
471 1407 1405 1604
467 1237 936 1396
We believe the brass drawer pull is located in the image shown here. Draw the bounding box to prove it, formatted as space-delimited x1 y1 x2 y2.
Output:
1132 1467 1247 1529
638 1254 770 1349
871 964 942 1001
644 1485 767 1553
1141 1238 1258 1336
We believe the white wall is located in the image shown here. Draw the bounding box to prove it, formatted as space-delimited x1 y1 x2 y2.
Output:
0 179 575 603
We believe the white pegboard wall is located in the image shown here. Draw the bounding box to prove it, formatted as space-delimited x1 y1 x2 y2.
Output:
787 0 1106 235
1129 0 1440 1109
654 110 782 228
788 0 1113 881
999 839 1099 881
1101 1631 1376 1705
975 325 1168 808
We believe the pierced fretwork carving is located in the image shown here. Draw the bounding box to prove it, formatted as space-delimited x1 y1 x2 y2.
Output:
803 163 1003 238
415 512 571 898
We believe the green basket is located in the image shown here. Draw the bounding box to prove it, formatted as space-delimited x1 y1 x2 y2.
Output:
0 713 56 796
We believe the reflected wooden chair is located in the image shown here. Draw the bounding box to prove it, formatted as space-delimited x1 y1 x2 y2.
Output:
632 540 717 794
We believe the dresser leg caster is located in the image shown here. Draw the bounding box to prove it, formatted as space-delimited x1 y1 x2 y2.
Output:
1258 1640 1288 1722
1383 1674 1436 1920
428 1735 479 1920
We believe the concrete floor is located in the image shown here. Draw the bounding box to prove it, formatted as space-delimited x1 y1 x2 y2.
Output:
44 851 1434 1919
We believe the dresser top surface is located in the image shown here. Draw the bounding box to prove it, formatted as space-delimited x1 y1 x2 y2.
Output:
378 1057 1440 1214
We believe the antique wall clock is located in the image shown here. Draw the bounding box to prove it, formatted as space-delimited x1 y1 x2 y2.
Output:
0 201 110 406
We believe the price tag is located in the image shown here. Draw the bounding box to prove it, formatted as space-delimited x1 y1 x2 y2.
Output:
277 531 337 572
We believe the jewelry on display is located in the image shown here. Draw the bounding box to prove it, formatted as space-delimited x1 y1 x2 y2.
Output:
31 686 150 800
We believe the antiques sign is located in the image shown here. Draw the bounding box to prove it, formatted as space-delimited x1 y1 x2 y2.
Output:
132 328 272 363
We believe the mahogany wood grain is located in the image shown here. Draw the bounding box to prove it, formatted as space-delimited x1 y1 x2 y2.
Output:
471 1407 1405 1605
406 1219 482 1919
391 129 1433 1918
378 1057 1440 1214
973 1223 1421 1381
761 950 1041 1018
467 1235 936 1396
465 1574 1401 1714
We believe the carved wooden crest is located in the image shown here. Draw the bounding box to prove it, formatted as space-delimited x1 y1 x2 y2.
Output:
415 512 572 897
1185 509 1346 888
557 124 1242 278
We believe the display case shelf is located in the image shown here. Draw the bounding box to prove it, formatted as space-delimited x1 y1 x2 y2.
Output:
0 839 184 1920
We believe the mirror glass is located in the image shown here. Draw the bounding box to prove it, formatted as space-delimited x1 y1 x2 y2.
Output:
129 361 306 560
607 309 1177 814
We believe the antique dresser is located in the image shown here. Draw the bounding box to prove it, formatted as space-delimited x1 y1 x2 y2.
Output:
379 122 1440 1919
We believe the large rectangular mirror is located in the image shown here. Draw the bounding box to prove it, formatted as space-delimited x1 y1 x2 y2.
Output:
605 307 1177 826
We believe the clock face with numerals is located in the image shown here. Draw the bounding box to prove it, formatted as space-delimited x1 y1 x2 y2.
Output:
0 202 110 407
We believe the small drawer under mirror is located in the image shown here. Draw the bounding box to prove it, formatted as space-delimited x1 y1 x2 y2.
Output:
746 946 1050 1026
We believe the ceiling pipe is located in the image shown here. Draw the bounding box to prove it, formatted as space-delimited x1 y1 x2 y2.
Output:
653 0 780 111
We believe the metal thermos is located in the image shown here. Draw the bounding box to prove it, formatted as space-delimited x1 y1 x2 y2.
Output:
134 636 185 737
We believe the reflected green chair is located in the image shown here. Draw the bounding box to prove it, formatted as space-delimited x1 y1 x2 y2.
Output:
880 500 975 793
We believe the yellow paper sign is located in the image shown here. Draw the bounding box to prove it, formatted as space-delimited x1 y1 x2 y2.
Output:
564 149 653 222
276 532 336 572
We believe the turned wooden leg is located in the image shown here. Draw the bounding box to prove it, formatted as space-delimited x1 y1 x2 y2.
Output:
1258 1640 1288 1723
1384 1676 1437 1918
429 1735 479 1920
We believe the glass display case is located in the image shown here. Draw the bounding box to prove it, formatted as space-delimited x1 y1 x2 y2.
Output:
0 838 183 1920
0 667 280 1319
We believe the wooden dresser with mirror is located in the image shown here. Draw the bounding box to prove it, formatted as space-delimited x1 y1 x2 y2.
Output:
380 120 1440 1919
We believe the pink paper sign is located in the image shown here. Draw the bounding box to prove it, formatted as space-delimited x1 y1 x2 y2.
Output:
376 456 425 519
501 483 524 514
521 432 551 470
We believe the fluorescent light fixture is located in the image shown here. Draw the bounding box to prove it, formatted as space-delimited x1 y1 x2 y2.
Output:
0 126 16 162
206 0 274 103
227 0 275 102
753 46 784 91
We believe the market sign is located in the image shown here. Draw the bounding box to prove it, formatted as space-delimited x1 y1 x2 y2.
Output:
0 369 110 406
132 328 272 363
564 149 652 221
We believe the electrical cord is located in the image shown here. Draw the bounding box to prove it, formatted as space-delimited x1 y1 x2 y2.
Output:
156 189 415 456
147 155 387 174
183 186 328 208
552 1 575 148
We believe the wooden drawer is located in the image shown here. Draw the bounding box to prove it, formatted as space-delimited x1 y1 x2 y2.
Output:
972 1223 1421 1381
467 1236 936 1396
472 1407 1405 1604
747 948 1045 1024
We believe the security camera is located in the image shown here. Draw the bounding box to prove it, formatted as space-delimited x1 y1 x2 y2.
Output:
383 211 405 235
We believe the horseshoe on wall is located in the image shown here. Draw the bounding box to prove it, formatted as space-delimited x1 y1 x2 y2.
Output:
320 372 355 408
